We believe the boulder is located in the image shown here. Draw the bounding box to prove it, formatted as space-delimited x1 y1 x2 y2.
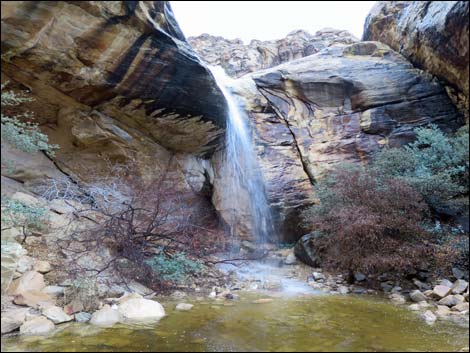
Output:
1 308 29 334
7 271 45 296
118 298 165 322
19 317 55 335
452 280 468 294
433 285 452 299
42 306 73 324
438 295 465 307
409 290 427 303
89 305 120 327
42 286 65 297
294 232 324 267
175 303 194 311
435 305 451 318
440 279 454 288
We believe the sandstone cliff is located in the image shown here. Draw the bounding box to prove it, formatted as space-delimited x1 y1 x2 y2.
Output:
363 1 469 117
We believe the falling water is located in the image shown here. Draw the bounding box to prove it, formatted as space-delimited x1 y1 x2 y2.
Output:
208 66 274 245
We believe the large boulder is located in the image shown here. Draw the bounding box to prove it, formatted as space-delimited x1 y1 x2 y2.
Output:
363 1 469 116
19 316 55 335
118 298 166 322
1 308 29 334
7 271 45 296
294 232 325 267
89 305 120 327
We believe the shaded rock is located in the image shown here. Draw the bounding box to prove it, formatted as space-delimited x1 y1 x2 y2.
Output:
19 317 54 335
364 1 469 116
354 272 367 282
42 306 73 324
452 279 468 294
453 267 466 280
7 271 45 296
294 232 324 267
1 308 29 334
433 285 452 298
89 305 120 327
118 298 165 322
410 290 427 303
175 303 194 311
74 312 92 323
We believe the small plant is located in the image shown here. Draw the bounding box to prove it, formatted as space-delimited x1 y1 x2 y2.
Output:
145 251 204 284
1 81 58 156
1 197 47 232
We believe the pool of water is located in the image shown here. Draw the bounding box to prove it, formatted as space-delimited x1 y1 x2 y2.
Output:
2 294 468 352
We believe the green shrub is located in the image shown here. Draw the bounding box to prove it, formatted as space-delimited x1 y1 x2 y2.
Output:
145 252 204 284
1 81 58 156
372 124 469 211
1 197 47 231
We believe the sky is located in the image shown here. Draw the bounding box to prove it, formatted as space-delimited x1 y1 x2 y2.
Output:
170 1 376 43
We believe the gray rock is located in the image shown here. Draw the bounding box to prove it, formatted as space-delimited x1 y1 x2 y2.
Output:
42 306 73 324
438 295 465 307
439 279 454 288
410 290 427 303
433 285 452 298
284 253 297 265
421 310 437 325
294 232 324 267
452 302 469 312
452 267 466 280
1 308 29 334
74 312 92 323
42 286 65 297
389 293 406 304
354 272 366 282
90 305 120 327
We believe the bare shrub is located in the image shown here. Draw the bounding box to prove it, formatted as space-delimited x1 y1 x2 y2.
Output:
304 164 434 276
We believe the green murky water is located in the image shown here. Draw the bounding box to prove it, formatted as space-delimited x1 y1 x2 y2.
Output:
2 294 468 352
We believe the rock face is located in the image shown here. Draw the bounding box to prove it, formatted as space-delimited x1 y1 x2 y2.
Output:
363 1 469 117
189 29 359 78
221 40 463 241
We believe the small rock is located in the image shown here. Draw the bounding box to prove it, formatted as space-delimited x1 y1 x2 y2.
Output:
284 253 297 265
19 317 54 335
241 240 257 252
74 312 92 323
417 271 430 281
439 279 454 288
16 256 35 273
252 298 274 304
435 305 451 317
391 286 402 294
421 310 436 325
170 290 187 299
90 305 120 327
413 279 430 291
381 282 393 293
451 302 469 312
338 285 349 295
452 267 465 280
34 261 51 274
64 299 85 315
433 285 452 298
418 301 431 309
312 272 325 281
175 303 194 311
389 293 406 304
452 279 468 294
42 286 64 297
42 306 73 324
410 290 427 303
424 289 434 297
354 272 366 282
438 294 465 307
408 304 420 311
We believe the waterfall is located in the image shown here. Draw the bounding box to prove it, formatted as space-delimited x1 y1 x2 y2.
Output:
208 66 274 245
